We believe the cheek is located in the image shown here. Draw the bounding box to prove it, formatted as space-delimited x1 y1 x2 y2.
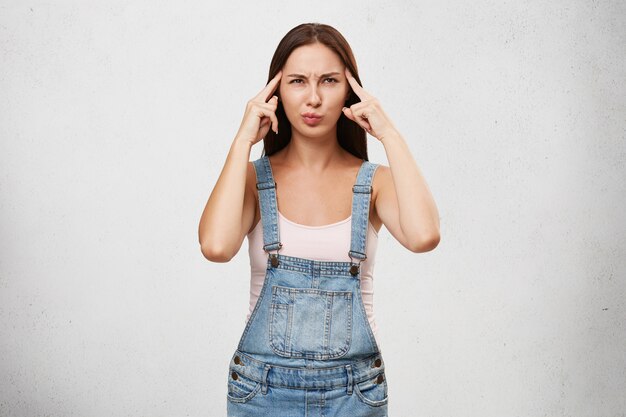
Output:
280 93 300 113
331 91 347 108
280 96 295 113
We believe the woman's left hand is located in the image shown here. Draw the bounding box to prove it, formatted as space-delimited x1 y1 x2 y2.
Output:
342 67 398 142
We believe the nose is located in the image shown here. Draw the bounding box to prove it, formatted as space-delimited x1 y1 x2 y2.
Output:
307 85 321 107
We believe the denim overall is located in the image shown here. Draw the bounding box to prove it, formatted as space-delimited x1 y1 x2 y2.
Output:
226 155 388 417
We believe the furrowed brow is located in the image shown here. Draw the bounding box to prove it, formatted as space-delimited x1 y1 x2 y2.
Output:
286 72 341 78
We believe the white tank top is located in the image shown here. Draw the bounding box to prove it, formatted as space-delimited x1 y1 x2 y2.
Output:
246 210 380 341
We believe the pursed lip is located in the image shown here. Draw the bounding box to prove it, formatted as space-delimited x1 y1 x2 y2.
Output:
301 112 322 118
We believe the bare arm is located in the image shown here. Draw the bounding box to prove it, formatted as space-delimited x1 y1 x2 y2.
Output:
341 67 440 253
198 71 283 262
374 132 441 253
198 140 256 262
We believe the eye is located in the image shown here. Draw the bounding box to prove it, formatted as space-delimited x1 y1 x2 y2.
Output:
288 78 338 84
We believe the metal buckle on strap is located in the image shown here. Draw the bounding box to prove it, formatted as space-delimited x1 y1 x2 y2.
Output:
348 253 366 276
352 184 372 194
263 242 283 252
264 243 283 267
348 251 367 262
256 181 277 190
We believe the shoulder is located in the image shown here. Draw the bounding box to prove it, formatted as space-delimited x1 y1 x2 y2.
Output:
246 159 258 181
370 161 389 185
245 160 259 198
371 163 391 200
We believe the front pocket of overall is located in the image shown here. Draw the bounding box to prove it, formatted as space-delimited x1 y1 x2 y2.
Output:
226 367 262 404
354 371 389 407
269 285 352 359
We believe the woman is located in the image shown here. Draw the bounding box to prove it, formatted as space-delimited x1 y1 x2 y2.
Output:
198 22 440 416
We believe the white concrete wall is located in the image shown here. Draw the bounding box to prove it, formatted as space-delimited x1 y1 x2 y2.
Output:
1 0 624 416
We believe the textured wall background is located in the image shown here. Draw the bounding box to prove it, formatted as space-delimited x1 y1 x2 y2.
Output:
1 1 624 416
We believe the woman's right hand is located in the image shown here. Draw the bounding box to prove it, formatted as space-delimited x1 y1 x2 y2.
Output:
235 70 282 146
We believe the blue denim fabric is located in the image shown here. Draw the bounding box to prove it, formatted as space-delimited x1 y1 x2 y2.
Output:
226 155 388 416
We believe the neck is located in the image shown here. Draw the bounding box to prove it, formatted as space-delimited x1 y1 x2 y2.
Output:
281 130 345 172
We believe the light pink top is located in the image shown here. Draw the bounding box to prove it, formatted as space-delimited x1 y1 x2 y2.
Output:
246 210 380 342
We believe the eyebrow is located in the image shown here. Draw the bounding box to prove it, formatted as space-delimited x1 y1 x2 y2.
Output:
286 72 341 78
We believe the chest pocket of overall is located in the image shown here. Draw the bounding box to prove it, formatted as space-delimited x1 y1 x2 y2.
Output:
269 285 353 360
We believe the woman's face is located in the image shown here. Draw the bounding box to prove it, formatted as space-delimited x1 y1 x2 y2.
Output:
278 42 350 137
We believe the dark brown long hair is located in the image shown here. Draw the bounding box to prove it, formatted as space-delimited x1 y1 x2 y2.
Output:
262 23 368 160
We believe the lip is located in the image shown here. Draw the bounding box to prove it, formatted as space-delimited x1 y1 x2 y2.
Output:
301 112 323 126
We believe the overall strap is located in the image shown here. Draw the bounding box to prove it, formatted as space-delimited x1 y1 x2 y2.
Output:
348 160 379 272
252 156 282 258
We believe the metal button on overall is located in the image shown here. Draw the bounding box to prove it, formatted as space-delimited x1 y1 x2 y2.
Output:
377 374 384 384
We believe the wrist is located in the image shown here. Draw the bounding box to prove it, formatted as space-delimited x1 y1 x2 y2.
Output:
233 136 255 150
379 129 401 145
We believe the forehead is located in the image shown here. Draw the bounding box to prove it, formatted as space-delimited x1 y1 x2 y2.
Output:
283 43 344 75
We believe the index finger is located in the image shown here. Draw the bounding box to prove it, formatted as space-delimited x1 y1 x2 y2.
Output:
255 70 282 102
344 68 371 101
